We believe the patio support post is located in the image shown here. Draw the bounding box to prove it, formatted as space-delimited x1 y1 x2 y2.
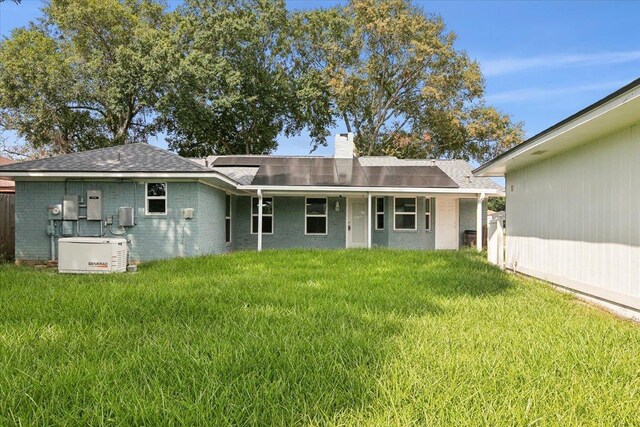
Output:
477 192 485 252
257 189 263 252
367 192 372 249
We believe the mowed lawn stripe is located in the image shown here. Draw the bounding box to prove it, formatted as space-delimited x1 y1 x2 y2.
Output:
0 249 639 425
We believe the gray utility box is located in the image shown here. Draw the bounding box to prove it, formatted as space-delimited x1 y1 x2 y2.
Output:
119 207 135 227
87 190 103 220
47 204 62 220
63 195 79 220
61 221 74 236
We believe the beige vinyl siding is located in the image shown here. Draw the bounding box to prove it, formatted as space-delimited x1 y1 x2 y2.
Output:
506 122 640 309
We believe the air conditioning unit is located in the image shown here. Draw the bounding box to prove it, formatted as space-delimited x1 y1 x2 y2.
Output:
58 238 128 274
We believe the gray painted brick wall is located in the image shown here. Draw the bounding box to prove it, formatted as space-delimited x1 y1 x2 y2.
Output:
377 196 436 250
196 184 229 255
15 180 485 262
15 180 227 262
369 197 483 249
232 196 346 250
459 198 487 247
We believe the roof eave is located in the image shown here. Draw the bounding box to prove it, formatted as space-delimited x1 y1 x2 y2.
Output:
238 184 500 195
1 171 239 186
474 77 640 177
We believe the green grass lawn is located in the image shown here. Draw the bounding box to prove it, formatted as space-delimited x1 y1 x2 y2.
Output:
1 249 639 425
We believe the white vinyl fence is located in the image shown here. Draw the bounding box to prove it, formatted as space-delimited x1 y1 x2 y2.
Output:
487 212 504 269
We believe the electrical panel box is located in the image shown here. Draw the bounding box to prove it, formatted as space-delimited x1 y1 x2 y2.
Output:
47 204 62 220
119 207 135 227
86 190 103 220
61 221 74 236
183 208 194 219
63 195 79 220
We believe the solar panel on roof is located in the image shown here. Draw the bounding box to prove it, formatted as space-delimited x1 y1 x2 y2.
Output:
233 158 264 166
211 157 238 166
244 157 459 188
360 165 458 188
260 158 287 166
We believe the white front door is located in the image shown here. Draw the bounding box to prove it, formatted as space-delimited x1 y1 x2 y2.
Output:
435 197 459 250
347 198 367 248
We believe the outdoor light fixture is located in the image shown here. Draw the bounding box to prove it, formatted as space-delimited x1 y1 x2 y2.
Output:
335 196 342 212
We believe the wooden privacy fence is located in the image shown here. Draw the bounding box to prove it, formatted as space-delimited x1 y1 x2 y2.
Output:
0 193 15 260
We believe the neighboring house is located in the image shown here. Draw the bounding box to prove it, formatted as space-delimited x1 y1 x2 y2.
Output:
475 78 640 317
0 156 15 193
0 134 501 263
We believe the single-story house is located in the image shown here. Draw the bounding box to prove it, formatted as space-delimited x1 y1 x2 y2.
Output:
0 133 502 263
474 77 640 317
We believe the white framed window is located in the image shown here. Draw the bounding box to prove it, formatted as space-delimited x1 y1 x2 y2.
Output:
375 197 385 230
225 195 232 243
394 197 416 230
146 182 167 215
305 197 327 235
251 197 273 234
425 197 432 231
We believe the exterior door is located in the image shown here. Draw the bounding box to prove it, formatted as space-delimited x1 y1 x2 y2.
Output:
435 197 459 250
347 198 367 248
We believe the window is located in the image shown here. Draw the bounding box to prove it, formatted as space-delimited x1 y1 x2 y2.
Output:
375 197 385 230
225 195 232 243
146 182 167 215
305 197 327 235
425 198 432 231
251 197 273 234
394 197 416 230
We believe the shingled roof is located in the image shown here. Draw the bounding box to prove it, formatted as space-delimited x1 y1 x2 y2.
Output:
0 143 210 173
0 143 502 193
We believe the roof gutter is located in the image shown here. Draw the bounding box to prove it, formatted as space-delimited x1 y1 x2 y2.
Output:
0 171 240 186
239 185 501 195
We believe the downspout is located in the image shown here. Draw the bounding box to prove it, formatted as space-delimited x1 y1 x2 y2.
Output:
367 192 372 249
49 219 56 261
257 189 263 252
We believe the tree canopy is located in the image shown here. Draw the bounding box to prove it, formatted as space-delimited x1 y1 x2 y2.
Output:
0 0 522 161
292 0 523 161
158 0 332 156
0 0 167 155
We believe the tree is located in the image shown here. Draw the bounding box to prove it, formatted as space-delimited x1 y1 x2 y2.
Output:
488 197 506 212
0 0 168 155
292 0 523 162
159 0 332 156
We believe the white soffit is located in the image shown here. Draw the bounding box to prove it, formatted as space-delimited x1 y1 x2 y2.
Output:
474 82 640 176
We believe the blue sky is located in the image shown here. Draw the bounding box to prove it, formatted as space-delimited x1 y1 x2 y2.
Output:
1 0 639 157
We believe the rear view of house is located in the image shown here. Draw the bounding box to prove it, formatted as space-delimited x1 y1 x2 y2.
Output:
0 134 501 264
475 78 640 317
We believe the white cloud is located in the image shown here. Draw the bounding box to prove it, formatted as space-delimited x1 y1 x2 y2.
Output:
481 51 640 76
485 80 631 104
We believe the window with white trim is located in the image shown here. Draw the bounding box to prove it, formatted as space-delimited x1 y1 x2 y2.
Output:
394 197 416 230
425 197 432 231
251 197 273 234
146 182 167 215
305 197 327 235
225 195 232 243
375 197 385 230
